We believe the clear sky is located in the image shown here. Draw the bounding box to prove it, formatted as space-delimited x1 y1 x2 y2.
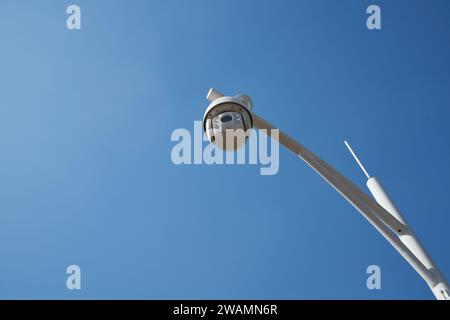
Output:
0 0 449 299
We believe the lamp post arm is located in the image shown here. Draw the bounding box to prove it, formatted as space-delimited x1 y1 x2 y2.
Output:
251 112 442 295
252 113 407 233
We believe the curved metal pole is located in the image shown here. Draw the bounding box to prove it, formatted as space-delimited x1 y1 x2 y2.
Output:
252 112 447 299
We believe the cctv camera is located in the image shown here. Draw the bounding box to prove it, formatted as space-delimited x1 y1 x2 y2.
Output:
203 89 253 151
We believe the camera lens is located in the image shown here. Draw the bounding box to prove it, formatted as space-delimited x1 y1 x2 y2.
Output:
220 115 233 123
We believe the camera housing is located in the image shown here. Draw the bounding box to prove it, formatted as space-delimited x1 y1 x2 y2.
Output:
203 89 253 151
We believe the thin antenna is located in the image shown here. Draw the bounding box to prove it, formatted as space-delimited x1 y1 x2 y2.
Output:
344 140 371 179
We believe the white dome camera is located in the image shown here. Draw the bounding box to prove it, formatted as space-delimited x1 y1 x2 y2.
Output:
203 88 253 151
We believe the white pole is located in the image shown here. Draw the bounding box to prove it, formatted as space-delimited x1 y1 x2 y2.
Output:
251 112 446 299
344 141 450 300
368 177 449 300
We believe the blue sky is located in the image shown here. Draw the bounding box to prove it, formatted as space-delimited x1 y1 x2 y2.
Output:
0 0 449 299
